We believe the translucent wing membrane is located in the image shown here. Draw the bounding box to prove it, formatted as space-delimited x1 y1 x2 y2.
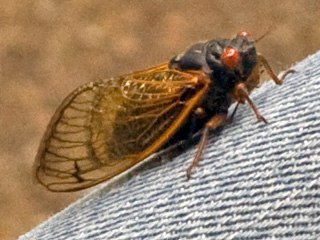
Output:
35 64 209 191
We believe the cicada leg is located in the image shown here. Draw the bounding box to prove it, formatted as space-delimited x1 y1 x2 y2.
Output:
234 55 295 123
234 82 268 124
258 54 295 85
186 114 227 180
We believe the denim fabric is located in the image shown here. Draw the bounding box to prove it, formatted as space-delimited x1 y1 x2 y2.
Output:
20 51 320 240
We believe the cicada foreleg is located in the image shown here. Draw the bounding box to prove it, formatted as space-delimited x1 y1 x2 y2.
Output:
258 54 295 85
186 114 227 180
236 54 295 122
234 82 268 124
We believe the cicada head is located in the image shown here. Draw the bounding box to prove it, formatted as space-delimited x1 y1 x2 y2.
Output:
205 31 258 88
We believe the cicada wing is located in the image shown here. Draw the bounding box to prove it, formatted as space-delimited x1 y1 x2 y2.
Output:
35 64 209 192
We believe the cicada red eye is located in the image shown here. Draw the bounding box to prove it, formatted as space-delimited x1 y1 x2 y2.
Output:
237 31 251 37
222 47 240 69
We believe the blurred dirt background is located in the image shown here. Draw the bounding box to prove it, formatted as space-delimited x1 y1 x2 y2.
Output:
1 0 319 239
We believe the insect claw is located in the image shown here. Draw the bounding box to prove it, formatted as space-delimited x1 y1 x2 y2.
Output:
227 103 240 124
186 161 198 180
261 116 269 124
186 168 191 181
256 115 268 124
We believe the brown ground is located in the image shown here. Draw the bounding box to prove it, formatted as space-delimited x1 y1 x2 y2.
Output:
1 1 319 239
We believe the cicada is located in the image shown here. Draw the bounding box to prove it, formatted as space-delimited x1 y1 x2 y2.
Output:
34 31 294 192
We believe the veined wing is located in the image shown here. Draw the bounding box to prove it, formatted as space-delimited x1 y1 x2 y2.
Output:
35 64 210 192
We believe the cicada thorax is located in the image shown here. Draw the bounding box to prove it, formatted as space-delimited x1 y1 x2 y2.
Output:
167 32 259 144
